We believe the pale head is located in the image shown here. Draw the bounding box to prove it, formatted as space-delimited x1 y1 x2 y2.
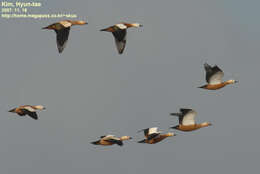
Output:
226 79 238 84
70 20 88 25
130 23 143 28
120 136 132 141
165 132 175 137
201 122 212 127
34 105 46 110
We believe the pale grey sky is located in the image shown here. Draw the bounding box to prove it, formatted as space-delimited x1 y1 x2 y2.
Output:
0 0 260 174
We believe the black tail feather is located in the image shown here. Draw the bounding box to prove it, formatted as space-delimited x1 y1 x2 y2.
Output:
138 139 146 143
8 108 16 112
115 140 123 146
91 140 100 145
170 125 179 130
198 85 207 88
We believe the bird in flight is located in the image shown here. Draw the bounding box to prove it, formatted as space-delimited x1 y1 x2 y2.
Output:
170 108 212 131
42 20 87 53
100 22 143 54
91 135 132 146
138 127 175 144
198 63 238 90
8 105 46 120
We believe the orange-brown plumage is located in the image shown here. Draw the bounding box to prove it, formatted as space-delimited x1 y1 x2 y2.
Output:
8 105 45 120
100 22 142 54
170 108 212 132
91 135 132 146
42 20 87 53
138 127 175 144
199 63 238 90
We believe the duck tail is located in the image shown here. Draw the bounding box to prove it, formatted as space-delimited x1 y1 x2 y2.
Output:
115 140 123 146
198 85 207 88
100 28 107 31
8 108 16 112
170 125 179 130
91 140 100 145
138 139 146 143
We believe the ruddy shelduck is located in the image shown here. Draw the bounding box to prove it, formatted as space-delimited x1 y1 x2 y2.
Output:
199 63 238 90
42 20 87 53
138 127 175 144
91 135 132 146
170 108 211 131
100 22 143 54
9 105 46 120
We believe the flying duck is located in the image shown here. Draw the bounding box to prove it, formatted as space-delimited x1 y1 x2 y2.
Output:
8 105 46 120
42 20 87 53
100 22 142 54
91 135 132 146
198 63 238 90
170 108 211 131
138 127 175 144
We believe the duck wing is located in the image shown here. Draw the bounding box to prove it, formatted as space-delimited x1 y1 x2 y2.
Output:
137 128 150 138
147 133 160 140
20 109 38 120
204 63 224 85
170 112 183 124
103 137 123 146
112 29 127 54
55 27 70 53
181 109 196 126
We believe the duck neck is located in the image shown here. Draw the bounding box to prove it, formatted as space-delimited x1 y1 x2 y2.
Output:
197 122 211 128
120 136 130 141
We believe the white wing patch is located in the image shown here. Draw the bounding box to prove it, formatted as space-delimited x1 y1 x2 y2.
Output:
59 21 72 28
115 23 127 29
209 71 224 85
148 127 160 135
23 106 36 112
182 110 197 126
102 135 120 141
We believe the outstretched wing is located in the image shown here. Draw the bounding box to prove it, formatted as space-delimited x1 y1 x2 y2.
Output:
103 136 123 146
112 29 127 54
20 109 38 120
100 135 115 139
204 63 224 85
55 27 70 53
138 127 159 138
170 112 183 124
148 127 159 135
147 133 160 140
138 128 149 138
180 109 196 126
